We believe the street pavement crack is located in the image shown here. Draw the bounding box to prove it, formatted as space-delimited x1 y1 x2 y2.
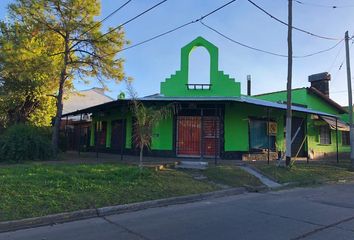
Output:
291 215 354 240
245 208 325 228
101 216 152 240
335 225 354 233
309 199 354 210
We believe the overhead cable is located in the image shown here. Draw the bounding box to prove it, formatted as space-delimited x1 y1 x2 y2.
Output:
201 21 344 58
247 0 340 41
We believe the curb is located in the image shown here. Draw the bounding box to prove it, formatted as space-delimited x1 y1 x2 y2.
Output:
0 187 247 233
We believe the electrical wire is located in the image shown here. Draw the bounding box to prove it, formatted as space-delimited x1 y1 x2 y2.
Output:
294 0 354 9
103 0 239 56
69 0 132 50
330 36 354 82
68 0 169 53
120 22 195 52
82 0 132 38
200 21 344 58
328 42 344 72
99 0 169 40
247 0 340 41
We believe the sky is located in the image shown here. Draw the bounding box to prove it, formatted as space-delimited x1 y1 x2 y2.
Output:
0 0 354 105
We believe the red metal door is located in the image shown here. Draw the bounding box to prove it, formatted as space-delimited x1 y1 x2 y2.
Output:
203 116 220 157
177 116 201 156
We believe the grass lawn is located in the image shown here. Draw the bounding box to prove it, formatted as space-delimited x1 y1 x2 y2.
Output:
253 162 354 185
203 166 263 187
0 163 220 222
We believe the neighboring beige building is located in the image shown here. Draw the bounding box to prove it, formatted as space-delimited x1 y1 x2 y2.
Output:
63 87 113 115
61 88 114 151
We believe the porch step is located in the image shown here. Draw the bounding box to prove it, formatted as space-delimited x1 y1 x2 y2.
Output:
176 161 208 170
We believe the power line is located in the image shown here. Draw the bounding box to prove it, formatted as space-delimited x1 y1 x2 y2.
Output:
294 0 354 9
69 0 132 51
200 21 344 58
99 0 169 40
328 41 344 72
247 0 340 41
104 0 239 56
120 22 194 52
331 35 354 82
201 21 286 57
82 0 132 38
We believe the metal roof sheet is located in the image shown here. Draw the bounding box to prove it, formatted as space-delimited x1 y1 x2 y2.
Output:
141 95 337 117
62 95 337 118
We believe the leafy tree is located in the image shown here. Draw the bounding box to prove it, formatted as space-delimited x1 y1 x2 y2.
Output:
0 124 53 163
7 0 128 153
128 83 171 168
0 21 61 128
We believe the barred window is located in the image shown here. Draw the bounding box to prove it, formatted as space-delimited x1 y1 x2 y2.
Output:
319 125 331 145
249 119 276 151
342 131 350 146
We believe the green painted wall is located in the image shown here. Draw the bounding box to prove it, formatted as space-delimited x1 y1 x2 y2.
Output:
224 102 286 152
254 88 339 114
91 108 133 149
91 108 173 151
151 113 173 150
254 88 350 155
307 119 350 155
160 37 240 97
90 121 95 146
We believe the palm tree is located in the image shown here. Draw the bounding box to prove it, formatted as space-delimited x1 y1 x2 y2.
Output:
127 83 171 168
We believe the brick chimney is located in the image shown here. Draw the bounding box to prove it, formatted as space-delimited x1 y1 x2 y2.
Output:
308 72 331 97
247 75 251 96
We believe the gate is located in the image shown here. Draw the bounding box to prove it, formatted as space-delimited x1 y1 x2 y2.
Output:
176 116 220 157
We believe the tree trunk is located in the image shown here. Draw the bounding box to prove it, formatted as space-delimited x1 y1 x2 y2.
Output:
139 144 143 169
52 35 69 155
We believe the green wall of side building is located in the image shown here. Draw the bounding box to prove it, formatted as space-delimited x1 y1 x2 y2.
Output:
255 88 350 155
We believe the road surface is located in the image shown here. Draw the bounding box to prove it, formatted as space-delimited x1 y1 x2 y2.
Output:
1 183 354 240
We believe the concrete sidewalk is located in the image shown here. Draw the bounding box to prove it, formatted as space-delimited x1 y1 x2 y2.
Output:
238 165 282 188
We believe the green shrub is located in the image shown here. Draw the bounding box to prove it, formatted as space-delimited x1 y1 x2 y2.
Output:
0 124 53 163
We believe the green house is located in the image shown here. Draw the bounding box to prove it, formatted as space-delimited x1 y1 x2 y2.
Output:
63 37 349 161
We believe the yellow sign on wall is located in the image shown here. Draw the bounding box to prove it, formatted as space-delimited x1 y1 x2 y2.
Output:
267 122 277 136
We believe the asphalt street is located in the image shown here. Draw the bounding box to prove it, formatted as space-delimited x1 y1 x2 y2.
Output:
1 183 354 240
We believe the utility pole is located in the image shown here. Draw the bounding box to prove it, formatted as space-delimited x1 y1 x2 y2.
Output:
345 31 354 167
285 0 293 166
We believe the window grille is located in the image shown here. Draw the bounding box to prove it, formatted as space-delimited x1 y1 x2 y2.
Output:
342 131 350 146
319 125 331 145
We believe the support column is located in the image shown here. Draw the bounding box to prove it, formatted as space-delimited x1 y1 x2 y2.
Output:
214 105 218 166
96 121 100 160
78 113 82 155
201 109 204 160
305 116 309 164
336 118 339 164
65 116 69 150
121 119 125 161
267 108 270 165
90 120 95 147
